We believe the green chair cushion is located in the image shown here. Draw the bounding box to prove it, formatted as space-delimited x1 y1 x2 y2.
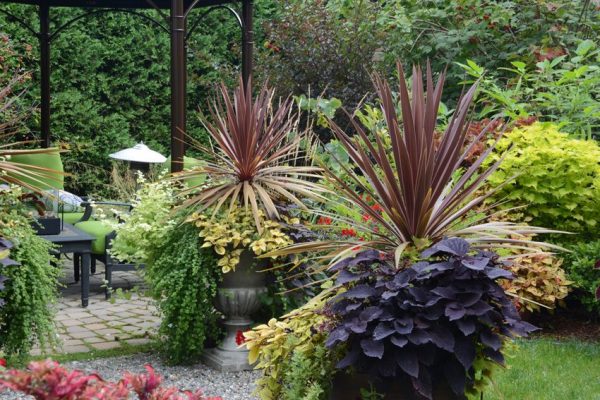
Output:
74 220 114 255
167 155 206 188
61 212 85 225
9 148 64 190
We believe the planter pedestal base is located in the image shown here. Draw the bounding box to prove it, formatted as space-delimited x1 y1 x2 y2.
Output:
203 283 266 372
201 347 254 372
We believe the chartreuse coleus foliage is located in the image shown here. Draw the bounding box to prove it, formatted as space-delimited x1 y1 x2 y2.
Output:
486 122 600 238
326 238 535 399
187 207 296 273
243 290 337 400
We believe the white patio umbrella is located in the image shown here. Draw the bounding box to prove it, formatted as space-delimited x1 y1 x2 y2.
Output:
109 142 166 172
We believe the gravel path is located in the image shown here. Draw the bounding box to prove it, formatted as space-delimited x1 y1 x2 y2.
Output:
0 353 260 400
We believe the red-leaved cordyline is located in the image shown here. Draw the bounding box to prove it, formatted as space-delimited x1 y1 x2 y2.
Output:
264 61 562 272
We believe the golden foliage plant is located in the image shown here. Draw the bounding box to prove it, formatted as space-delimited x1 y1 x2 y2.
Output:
243 289 335 400
187 207 296 273
500 254 572 313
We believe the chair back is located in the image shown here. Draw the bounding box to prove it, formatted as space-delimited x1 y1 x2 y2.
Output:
167 155 206 188
9 148 64 190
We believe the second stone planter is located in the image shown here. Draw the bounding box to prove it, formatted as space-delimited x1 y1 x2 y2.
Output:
202 250 266 372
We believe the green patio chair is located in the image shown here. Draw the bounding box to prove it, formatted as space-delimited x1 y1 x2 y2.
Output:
73 201 140 299
8 148 86 224
166 155 206 188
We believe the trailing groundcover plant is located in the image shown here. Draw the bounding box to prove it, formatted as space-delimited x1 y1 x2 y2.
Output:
261 63 559 399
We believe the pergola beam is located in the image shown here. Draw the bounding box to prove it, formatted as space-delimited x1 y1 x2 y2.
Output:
241 0 252 86
39 3 50 148
170 0 186 172
0 0 253 172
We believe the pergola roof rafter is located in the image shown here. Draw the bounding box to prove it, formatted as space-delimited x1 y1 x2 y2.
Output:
0 0 254 172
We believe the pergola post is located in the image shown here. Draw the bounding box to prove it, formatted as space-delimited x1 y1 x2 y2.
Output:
170 0 186 173
241 0 253 85
39 3 50 148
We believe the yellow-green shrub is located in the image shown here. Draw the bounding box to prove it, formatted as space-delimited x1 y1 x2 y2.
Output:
486 122 600 237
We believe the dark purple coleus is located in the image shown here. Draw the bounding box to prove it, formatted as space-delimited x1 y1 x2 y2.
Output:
0 237 18 308
325 238 536 400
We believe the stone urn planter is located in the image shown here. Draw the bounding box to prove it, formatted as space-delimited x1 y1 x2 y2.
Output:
202 250 266 372
329 372 460 400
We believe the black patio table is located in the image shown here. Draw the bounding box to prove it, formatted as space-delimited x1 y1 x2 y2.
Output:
39 222 94 307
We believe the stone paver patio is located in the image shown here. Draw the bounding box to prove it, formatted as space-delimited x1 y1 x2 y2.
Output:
36 257 160 355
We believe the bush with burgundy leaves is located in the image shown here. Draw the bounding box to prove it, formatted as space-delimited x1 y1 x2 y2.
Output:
325 238 536 399
0 359 221 400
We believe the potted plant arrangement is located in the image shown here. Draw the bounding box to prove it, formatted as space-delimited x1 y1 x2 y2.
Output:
176 78 325 371
246 64 559 399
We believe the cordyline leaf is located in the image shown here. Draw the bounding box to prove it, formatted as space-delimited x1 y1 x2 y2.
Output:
321 62 558 259
173 76 326 230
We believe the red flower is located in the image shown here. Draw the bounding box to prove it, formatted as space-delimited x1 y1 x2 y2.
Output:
351 238 365 251
362 214 372 222
371 204 383 213
341 228 357 237
318 216 332 225
0 358 6 367
235 330 247 346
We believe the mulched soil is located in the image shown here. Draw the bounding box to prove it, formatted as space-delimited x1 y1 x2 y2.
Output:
529 307 600 342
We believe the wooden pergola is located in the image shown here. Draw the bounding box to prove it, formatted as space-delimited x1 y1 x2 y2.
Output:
0 0 253 172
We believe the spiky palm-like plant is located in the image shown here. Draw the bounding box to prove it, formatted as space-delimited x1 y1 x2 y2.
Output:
177 78 325 229
269 63 559 264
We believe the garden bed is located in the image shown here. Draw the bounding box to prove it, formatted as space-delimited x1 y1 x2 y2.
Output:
0 353 260 400
1 338 598 400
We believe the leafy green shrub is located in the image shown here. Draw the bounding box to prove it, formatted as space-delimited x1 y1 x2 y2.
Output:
486 122 600 237
459 40 600 138
398 0 598 95
259 0 598 115
257 0 396 134
0 188 58 361
561 240 600 314
108 175 176 265
144 222 221 365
